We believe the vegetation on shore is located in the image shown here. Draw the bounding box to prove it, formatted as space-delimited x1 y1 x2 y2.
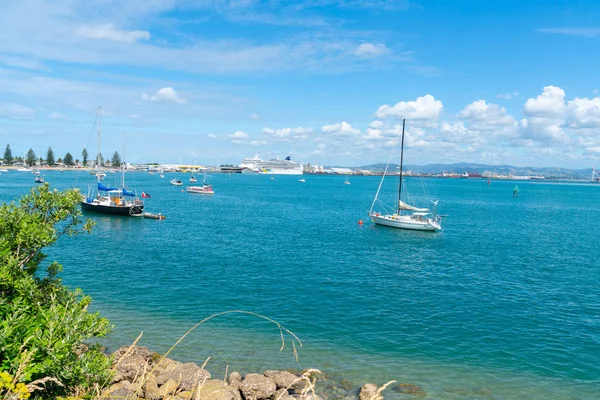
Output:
2 144 122 168
0 184 112 398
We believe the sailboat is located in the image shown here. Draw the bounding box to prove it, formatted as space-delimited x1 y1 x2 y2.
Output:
368 119 442 232
343 176 351 185
80 108 144 216
187 171 214 194
34 170 44 183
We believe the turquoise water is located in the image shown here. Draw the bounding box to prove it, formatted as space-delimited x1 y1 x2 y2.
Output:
2 171 599 399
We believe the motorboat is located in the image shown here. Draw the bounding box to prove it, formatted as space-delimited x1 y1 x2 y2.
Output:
170 179 183 186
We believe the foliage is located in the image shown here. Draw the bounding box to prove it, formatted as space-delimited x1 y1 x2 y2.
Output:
46 147 55 166
0 184 113 398
0 371 30 399
64 153 74 166
25 149 36 167
111 151 121 168
3 145 13 166
81 148 88 167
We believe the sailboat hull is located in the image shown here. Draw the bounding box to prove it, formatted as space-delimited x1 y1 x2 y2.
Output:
81 201 143 216
371 214 441 231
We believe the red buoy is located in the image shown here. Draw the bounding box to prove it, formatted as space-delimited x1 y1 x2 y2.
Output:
358 220 363 225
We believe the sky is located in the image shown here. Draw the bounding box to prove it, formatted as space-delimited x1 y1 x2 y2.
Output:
0 0 599 167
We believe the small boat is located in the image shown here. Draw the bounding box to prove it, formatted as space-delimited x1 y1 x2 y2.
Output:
299 178 306 183
0 168 8 172
513 185 519 197
143 212 166 220
170 179 183 186
149 171 155 175
34 170 44 183
369 118 442 232
187 185 214 195
17 168 30 172
270 177 275 180
59 169 64 172
160 173 164 178
343 178 350 185
189 176 197 183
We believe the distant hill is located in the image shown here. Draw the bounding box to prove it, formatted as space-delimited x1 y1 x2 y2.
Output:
348 162 593 179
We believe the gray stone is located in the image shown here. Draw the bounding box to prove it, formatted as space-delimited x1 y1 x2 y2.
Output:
264 370 299 390
393 383 426 397
196 379 242 400
228 371 243 389
144 374 161 400
158 378 180 397
239 373 277 400
156 362 211 392
112 345 157 382
359 383 378 400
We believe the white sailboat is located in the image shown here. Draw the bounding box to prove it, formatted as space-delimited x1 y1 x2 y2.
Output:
368 119 442 232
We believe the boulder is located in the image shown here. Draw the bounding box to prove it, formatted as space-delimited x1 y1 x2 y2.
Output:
101 381 136 399
156 362 211 392
228 371 243 389
393 383 426 397
112 345 156 382
239 373 277 400
197 379 242 400
264 370 298 390
359 383 378 400
158 378 180 397
144 374 161 400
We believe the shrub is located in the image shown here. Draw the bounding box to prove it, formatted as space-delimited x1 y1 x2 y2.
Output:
0 183 112 398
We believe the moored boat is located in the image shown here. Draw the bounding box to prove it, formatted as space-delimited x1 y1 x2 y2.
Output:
170 179 183 186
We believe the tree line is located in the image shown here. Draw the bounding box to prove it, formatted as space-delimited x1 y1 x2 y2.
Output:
2 144 123 168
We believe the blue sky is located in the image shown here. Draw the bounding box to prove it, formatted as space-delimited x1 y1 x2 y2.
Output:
0 0 599 167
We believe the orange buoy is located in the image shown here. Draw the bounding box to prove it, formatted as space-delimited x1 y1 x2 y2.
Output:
358 220 363 225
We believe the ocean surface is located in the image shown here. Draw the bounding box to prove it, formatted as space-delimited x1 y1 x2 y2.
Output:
1 170 599 399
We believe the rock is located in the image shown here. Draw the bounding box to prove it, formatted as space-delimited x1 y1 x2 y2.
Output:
264 370 299 390
101 381 136 400
178 391 193 400
158 379 180 397
196 379 242 400
156 362 211 392
240 373 277 400
111 371 124 384
145 374 161 400
228 371 243 388
394 383 426 397
359 383 378 400
338 378 353 391
274 388 295 400
112 345 157 382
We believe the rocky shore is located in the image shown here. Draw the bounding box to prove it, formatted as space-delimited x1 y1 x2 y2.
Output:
100 345 426 400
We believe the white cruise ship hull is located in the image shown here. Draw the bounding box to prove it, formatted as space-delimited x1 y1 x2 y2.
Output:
370 214 441 231
257 168 303 175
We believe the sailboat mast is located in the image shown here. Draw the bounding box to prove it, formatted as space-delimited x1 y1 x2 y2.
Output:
122 133 125 188
397 118 406 212
97 106 101 183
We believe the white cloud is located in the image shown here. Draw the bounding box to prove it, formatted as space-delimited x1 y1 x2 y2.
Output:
497 92 519 100
142 87 186 104
229 130 249 139
594 89 599 95
459 100 517 134
263 126 313 139
523 86 566 118
208 133 218 139
374 94 443 126
536 27 600 37
354 43 388 57
567 97 600 129
321 121 360 135
521 86 567 142
250 140 268 146
0 104 35 120
369 120 384 129
249 112 260 120
440 121 482 144
76 24 151 43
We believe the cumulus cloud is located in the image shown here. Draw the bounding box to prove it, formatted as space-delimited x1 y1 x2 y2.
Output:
459 100 517 136
142 87 186 104
354 43 388 57
321 121 360 135
229 130 249 139
374 94 443 126
567 97 600 129
521 86 567 142
76 24 151 43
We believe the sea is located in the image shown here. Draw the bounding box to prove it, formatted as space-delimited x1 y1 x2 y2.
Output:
1 170 599 400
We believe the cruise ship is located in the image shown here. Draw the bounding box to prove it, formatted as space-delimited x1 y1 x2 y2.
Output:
239 154 303 175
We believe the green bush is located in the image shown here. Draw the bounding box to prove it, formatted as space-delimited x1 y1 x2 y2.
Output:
0 183 112 398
